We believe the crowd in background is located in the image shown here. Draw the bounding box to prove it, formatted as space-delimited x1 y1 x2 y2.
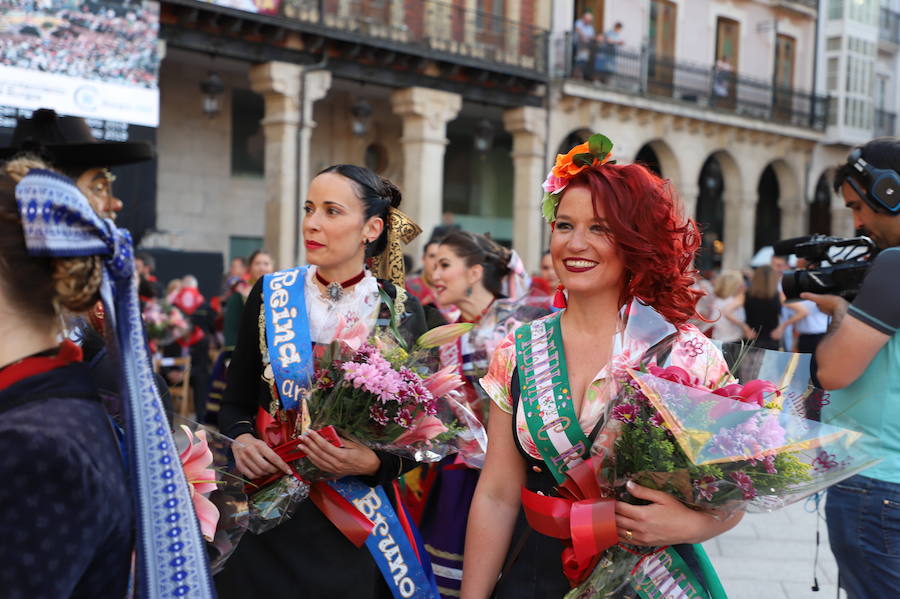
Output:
0 0 158 88
701 254 829 356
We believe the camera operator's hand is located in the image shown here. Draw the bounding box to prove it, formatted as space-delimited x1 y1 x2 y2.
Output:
799 293 849 318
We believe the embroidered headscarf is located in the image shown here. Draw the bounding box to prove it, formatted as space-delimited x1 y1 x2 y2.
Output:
15 169 215 598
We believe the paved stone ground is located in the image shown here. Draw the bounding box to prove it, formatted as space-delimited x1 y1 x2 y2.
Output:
702 496 845 599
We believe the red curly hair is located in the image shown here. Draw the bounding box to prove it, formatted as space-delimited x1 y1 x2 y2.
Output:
562 163 702 326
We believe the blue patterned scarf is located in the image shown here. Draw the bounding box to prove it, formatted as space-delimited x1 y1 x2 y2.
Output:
16 169 215 598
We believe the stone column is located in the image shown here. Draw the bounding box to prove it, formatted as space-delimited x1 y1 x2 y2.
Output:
250 63 331 269
296 69 332 266
831 189 855 237
722 194 756 271
391 87 462 260
250 62 302 270
779 197 806 239
503 106 547 273
678 184 700 226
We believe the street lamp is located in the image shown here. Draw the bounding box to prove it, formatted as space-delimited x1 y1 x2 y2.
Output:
351 98 373 136
200 71 225 118
473 118 495 153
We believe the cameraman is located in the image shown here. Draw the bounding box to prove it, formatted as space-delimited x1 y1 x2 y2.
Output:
802 138 900 599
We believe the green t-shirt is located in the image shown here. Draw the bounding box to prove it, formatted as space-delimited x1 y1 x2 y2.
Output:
823 248 900 483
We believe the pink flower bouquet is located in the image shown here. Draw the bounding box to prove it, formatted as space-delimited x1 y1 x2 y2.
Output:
244 323 479 531
566 347 878 599
605 362 876 514
141 298 189 351
173 421 249 574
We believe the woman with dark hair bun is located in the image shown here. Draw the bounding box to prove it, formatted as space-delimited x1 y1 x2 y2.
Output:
418 229 548 597
463 136 741 598
216 164 432 599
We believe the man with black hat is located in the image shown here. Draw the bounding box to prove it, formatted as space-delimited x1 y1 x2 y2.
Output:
0 108 153 219
0 108 171 417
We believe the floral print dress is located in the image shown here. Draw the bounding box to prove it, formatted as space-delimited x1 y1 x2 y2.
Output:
479 308 732 599
481 313 731 462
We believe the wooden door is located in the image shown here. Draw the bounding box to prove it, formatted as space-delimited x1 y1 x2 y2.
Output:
773 33 796 121
714 17 740 108
575 0 604 33
648 0 677 96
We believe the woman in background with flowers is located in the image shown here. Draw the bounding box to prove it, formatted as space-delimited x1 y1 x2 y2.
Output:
215 164 431 599
462 136 743 598
419 230 548 598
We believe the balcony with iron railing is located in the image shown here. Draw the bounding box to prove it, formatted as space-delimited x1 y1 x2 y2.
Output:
875 108 897 137
165 0 548 77
554 34 828 131
881 7 900 46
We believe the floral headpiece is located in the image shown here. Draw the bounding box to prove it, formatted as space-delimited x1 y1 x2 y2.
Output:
541 133 615 223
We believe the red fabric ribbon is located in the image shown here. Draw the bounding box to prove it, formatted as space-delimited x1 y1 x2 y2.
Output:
521 457 618 587
245 407 342 492
308 481 374 548
246 407 374 547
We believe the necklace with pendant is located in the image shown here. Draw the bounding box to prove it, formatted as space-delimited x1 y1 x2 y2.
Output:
315 269 366 302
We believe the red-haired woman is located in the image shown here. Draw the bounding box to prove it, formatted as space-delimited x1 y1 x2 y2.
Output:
461 137 742 598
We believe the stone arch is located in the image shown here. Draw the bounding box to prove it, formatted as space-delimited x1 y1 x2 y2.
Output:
757 158 802 246
809 170 832 235
634 139 680 184
695 150 741 237
755 165 781 251
696 149 742 270
556 128 592 155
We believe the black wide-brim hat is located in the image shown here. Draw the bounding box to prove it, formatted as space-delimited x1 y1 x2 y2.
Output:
0 108 154 168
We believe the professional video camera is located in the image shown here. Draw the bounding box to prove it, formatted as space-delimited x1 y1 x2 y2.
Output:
775 235 877 300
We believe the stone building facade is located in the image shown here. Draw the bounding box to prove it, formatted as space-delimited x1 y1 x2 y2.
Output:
146 0 899 276
147 0 551 272
550 0 828 271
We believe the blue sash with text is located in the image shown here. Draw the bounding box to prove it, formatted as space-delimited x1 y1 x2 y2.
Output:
262 267 313 410
330 478 439 599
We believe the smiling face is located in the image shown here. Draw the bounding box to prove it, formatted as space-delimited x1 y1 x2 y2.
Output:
550 185 625 298
431 244 482 306
302 172 383 276
841 181 900 249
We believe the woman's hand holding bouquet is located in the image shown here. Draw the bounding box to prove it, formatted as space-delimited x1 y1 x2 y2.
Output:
242 321 480 532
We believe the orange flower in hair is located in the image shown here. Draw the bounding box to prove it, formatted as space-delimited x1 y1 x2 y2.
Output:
541 133 615 223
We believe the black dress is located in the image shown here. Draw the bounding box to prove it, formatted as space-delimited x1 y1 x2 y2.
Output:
744 294 782 350
0 361 133 599
215 277 429 599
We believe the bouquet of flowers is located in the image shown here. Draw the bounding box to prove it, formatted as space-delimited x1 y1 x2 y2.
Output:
563 346 878 599
173 420 249 574
246 321 481 532
141 298 189 351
